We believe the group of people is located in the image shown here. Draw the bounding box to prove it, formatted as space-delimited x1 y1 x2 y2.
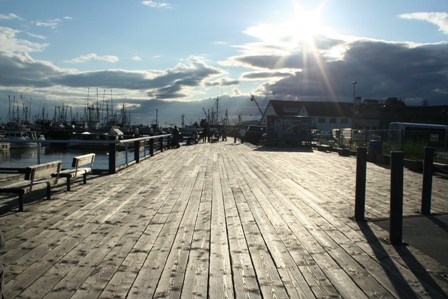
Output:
171 126 250 147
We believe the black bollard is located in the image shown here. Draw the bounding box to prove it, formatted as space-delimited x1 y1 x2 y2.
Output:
355 147 367 221
421 147 434 215
108 140 117 174
159 137 164 152
150 138 154 156
390 151 404 245
134 140 140 163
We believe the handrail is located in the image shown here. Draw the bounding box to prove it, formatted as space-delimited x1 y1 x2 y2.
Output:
0 134 173 174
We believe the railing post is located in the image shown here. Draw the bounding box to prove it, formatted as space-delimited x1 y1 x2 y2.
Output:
150 138 154 156
134 140 140 163
421 147 434 215
390 151 404 245
37 143 41 164
159 137 164 152
355 147 367 221
108 140 117 174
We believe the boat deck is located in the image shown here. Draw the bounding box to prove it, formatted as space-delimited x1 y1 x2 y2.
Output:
0 140 447 298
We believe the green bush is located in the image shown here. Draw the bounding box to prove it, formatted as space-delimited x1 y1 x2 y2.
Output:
388 140 426 160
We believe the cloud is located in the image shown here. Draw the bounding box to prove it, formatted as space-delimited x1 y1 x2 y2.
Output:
142 0 172 9
1 18 448 127
26 32 46 40
0 13 22 21
223 25 448 105
0 51 66 88
400 12 448 34
132 55 142 61
145 56 224 99
205 78 239 87
242 70 295 80
32 18 63 29
65 53 119 64
0 26 48 53
0 50 223 103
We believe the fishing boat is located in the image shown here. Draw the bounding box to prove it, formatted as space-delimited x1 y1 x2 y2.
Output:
3 130 42 149
68 127 124 150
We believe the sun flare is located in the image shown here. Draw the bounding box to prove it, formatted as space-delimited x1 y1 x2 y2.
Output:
283 3 326 48
245 3 327 50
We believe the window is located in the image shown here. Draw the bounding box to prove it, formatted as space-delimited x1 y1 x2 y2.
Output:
330 118 336 124
318 118 326 124
341 118 348 124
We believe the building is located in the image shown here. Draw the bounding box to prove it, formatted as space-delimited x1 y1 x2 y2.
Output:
260 100 353 132
259 98 448 133
355 97 448 130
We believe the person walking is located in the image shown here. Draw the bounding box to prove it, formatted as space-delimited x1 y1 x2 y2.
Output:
239 127 246 143
172 125 180 148
221 126 227 141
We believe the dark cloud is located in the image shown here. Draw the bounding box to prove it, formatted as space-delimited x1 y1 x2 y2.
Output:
1 34 448 126
0 53 224 100
0 51 63 87
235 39 448 105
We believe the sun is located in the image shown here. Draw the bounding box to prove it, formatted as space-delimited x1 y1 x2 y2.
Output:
283 3 326 47
244 3 327 50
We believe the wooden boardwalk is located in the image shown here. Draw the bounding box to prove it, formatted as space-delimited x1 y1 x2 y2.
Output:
0 140 447 298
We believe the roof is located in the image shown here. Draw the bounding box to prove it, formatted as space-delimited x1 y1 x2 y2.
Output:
267 100 353 117
109 128 124 136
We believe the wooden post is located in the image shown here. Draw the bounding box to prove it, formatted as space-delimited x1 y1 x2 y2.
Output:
390 151 404 245
355 147 367 221
421 147 434 215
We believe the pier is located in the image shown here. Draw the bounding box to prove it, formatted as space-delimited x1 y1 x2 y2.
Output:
0 140 447 298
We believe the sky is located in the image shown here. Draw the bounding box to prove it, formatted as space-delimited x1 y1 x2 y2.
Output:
1 0 448 127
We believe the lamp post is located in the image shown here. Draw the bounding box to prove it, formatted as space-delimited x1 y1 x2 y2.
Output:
156 109 158 127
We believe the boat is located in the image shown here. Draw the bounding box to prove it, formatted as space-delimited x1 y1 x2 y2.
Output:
68 127 125 150
0 130 10 151
0 142 10 151
3 130 42 149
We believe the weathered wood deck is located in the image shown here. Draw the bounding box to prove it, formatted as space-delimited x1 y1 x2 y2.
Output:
0 140 447 298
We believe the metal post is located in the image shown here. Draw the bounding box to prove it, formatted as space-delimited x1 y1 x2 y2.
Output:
351 81 357 150
355 147 367 221
421 147 434 215
108 141 116 174
134 140 140 163
37 143 41 164
150 139 154 156
390 151 404 245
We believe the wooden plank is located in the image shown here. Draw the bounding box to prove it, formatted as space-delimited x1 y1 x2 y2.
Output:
208 159 234 298
181 167 211 298
219 159 262 298
0 141 447 298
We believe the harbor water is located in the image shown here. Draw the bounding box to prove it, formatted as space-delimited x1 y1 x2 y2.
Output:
0 145 152 171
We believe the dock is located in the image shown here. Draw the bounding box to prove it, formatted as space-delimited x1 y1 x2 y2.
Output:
0 140 447 298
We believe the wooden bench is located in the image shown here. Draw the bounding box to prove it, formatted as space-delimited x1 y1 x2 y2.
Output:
55 153 95 191
0 160 62 211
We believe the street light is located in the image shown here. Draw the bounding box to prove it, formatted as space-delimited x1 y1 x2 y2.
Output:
156 109 158 127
